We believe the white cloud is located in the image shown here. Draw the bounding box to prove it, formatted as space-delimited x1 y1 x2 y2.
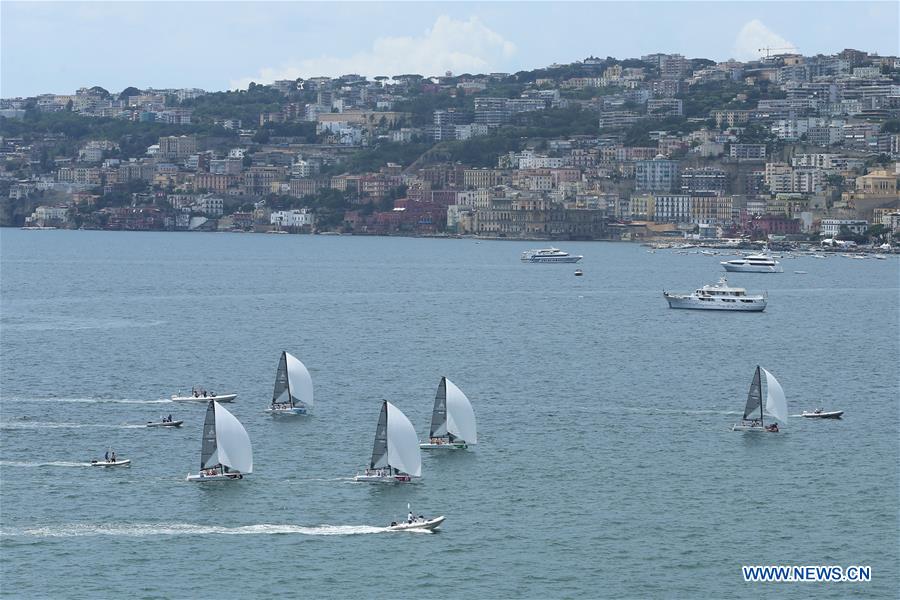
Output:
732 19 795 61
230 15 516 89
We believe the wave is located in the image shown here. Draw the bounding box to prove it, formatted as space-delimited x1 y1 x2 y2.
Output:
2 522 387 538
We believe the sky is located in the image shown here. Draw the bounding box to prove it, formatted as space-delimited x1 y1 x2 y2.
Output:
1 1 898 97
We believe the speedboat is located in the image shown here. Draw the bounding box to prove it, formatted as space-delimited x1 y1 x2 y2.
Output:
574 269 584 276
91 458 131 467
521 247 583 263
720 254 783 273
147 419 183 428
663 276 766 311
388 516 445 532
171 391 237 403
801 409 843 419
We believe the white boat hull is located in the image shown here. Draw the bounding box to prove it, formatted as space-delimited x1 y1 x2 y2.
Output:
266 406 308 415
419 442 468 450
147 420 183 428
731 424 779 432
721 263 783 273
92 459 131 467
388 516 445 532
664 294 766 311
353 473 413 483
172 393 237 403
801 411 843 419
186 471 244 482
527 256 582 263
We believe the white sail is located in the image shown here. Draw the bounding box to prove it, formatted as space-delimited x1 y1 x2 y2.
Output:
444 378 477 444
386 402 421 477
285 353 314 408
761 368 787 424
213 402 253 473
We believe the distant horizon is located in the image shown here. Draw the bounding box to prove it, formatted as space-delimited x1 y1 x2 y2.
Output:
2 1 897 98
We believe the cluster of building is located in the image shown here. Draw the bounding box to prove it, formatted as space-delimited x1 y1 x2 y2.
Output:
4 48 899 241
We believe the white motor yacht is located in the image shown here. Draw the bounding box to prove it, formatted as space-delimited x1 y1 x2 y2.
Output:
521 248 583 263
721 253 783 273
663 277 766 311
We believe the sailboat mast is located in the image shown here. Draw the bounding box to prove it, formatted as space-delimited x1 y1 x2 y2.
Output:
758 366 764 426
285 351 294 408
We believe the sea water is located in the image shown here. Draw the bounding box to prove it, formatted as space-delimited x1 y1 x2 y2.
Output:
1 230 897 598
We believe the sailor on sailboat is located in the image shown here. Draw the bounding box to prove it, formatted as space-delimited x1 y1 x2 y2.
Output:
732 366 788 433
420 377 477 450
354 401 421 483
186 401 253 481
267 351 313 415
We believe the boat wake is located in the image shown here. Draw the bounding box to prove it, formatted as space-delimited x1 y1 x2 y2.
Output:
0 422 145 430
0 460 93 468
2 523 388 538
1 397 173 405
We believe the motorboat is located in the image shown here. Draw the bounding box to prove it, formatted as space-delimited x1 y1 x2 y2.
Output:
266 351 313 415
801 409 843 419
388 516 445 532
420 377 476 450
354 401 421 483
147 419 183 428
732 366 788 432
574 269 584 276
720 254 783 273
172 390 237 403
664 277 766 311
91 458 131 467
521 247 583 263
186 401 252 482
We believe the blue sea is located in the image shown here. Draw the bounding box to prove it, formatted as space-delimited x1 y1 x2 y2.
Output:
1 229 898 598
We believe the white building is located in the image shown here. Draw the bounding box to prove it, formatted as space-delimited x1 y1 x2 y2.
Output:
821 218 868 237
270 208 315 229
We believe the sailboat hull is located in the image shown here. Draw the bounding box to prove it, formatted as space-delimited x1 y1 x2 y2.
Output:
731 424 778 432
353 473 412 483
186 471 244 482
419 442 468 450
266 406 308 415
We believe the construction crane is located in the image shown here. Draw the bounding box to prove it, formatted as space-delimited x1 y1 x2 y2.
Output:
758 46 798 59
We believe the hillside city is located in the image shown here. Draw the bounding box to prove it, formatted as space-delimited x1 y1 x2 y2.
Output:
2 49 899 245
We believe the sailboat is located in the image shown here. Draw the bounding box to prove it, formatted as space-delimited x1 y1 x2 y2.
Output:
732 366 788 432
267 351 313 415
354 401 422 483
186 401 253 481
420 377 477 450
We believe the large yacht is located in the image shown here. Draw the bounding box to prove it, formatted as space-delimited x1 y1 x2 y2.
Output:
720 253 783 273
663 277 767 311
521 247 583 263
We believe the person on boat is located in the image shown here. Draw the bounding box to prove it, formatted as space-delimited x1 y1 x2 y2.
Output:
110 451 116 462
167 414 172 422
407 511 414 524
202 390 207 397
104 450 109 462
